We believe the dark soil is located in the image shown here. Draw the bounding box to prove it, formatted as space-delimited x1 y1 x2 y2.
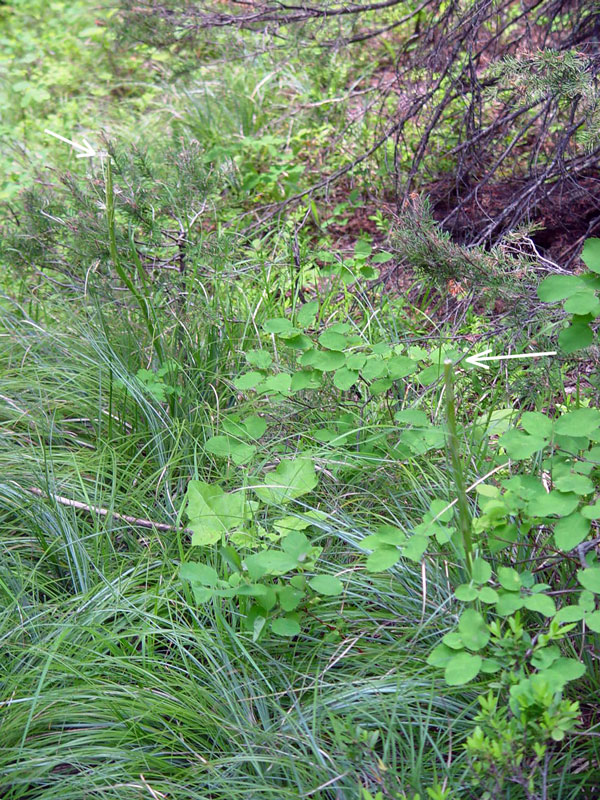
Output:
428 174 600 269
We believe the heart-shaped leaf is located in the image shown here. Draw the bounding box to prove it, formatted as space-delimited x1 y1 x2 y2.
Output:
445 652 482 686
254 458 318 505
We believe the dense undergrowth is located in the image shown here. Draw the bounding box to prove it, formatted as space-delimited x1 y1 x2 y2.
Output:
1 2 600 799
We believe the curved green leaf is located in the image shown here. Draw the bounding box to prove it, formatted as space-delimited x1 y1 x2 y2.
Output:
445 652 482 686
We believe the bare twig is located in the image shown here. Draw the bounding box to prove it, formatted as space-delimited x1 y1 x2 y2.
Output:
27 486 191 534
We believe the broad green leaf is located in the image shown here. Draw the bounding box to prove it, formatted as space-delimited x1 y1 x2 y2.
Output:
318 330 348 350
273 515 312 536
257 373 292 395
537 274 585 302
307 350 346 372
312 428 338 443
554 512 590 550
387 356 417 379
180 562 219 588
263 317 294 334
427 643 455 668
478 586 499 603
242 415 268 439
554 473 594 495
564 290 600 315
360 265 380 280
475 407 515 435
582 273 600 290
308 575 344 596
291 370 322 392
371 343 391 356
442 632 464 650
329 323 352 334
531 644 560 670
183 585 213 603
471 558 492 584
554 605 585 624
283 333 313 350
481 658 502 674
281 531 310 561
402 534 428 562
278 585 304 611
582 502 600 519
498 429 548 459
579 589 596 612
236 585 276 609
581 238 600 273
458 609 490 651
369 378 393 395
578 567 600 593
520 411 553 438
556 432 591 452
559 321 593 353
315 250 337 263
188 520 223 547
544 657 586 686
185 481 248 546
455 584 478 601
394 409 430 426
235 583 268 597
497 566 522 591
271 616 301 637
246 349 272 369
372 251 394 263
205 435 256 465
354 240 372 258
362 525 406 547
403 428 445 455
523 593 556 616
365 546 401 572
586 611 600 632
255 458 318 504
244 550 299 580
234 371 264 391
427 499 454 523
254 585 277 611
346 353 367 370
416 363 444 386
495 592 524 615
297 300 319 328
445 652 482 686
362 357 387 380
333 367 359 390
554 408 600 436
527 490 579 518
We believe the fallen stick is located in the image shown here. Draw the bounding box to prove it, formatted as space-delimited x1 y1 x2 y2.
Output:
27 486 191 534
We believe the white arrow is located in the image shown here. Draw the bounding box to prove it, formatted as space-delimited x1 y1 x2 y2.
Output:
44 129 96 158
465 348 557 370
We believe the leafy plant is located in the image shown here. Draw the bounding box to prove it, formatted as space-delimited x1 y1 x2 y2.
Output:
538 237 600 352
180 457 346 639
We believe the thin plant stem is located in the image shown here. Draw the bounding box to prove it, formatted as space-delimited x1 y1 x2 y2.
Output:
443 359 473 575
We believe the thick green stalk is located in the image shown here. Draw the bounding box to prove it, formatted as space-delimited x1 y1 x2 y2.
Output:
443 359 473 575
